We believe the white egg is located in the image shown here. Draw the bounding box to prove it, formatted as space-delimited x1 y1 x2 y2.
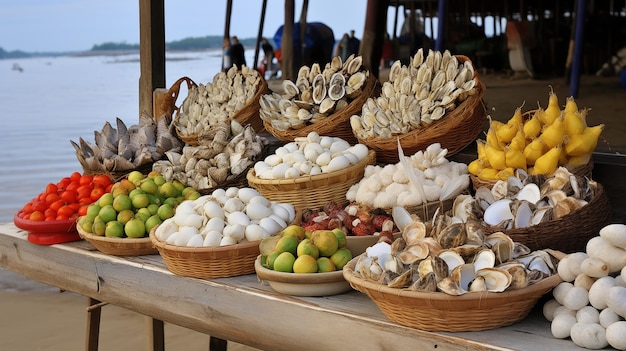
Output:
319 136 334 148
259 168 274 179
223 224 245 242
306 131 320 144
283 142 298 153
271 203 291 223
174 229 197 246
223 197 245 213
244 224 268 242
326 155 350 172
220 236 238 246
204 217 225 232
166 232 179 245
274 146 289 157
316 151 332 166
225 187 239 198
174 213 203 228
237 187 261 204
271 163 291 178
211 188 227 199
155 218 177 241
254 161 271 175
299 161 313 174
203 201 224 219
192 195 212 207
264 154 283 167
245 202 273 220
175 200 196 215
348 143 369 160
284 167 300 178
203 230 222 247
343 152 359 165
276 203 296 223
304 148 320 162
227 211 250 227
310 166 322 175
269 214 287 229
186 234 204 247
258 217 282 235
248 195 271 207
329 139 350 154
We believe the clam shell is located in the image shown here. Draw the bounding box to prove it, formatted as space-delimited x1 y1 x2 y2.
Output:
483 199 514 226
516 183 541 205
476 267 512 292
410 271 438 292
438 249 465 275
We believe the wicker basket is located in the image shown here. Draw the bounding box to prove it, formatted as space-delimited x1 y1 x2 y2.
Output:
356 56 487 164
149 230 260 279
342 252 563 332
482 182 611 253
263 72 380 145
173 73 269 145
247 150 376 212
77 225 157 256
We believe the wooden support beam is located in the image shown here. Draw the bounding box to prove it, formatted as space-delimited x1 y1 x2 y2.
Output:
139 0 166 120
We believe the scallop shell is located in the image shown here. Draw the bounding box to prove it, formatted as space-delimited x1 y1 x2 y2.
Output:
282 80 299 99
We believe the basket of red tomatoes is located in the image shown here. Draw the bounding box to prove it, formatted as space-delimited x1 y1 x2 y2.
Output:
14 172 113 245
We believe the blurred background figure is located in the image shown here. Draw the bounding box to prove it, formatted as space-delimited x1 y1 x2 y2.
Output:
222 37 232 71
230 35 246 68
260 38 275 79
348 29 360 56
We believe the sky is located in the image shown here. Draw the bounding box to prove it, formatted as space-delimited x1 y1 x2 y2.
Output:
0 0 396 53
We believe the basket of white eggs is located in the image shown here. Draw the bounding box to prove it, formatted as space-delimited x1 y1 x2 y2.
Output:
246 132 376 212
149 186 296 279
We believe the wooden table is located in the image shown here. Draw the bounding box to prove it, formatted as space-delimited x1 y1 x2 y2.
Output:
0 223 601 351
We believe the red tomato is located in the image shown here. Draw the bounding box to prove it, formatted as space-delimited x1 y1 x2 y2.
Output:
79 175 93 186
57 177 72 191
76 185 92 200
22 203 33 214
61 190 77 204
90 187 105 202
32 201 46 213
29 211 45 221
49 199 65 212
93 174 112 188
78 205 89 217
65 181 80 192
45 192 61 206
57 205 74 218
70 172 82 183
37 193 46 201
44 208 57 218
45 183 58 194
105 183 114 193
55 214 70 221
68 202 81 211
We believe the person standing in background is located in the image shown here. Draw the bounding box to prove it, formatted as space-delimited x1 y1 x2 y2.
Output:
260 38 275 79
336 33 350 61
230 36 247 68
222 37 232 71
348 29 360 56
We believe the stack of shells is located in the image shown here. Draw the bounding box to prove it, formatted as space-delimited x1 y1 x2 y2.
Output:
258 54 369 131
350 48 477 140
174 65 262 138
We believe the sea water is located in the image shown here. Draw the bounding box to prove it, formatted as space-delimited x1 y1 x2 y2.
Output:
0 49 257 291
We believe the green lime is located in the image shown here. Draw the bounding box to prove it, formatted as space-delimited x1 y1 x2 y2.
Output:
124 219 146 238
104 221 124 238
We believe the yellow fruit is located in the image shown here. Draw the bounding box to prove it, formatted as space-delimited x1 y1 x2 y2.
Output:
310 230 339 257
125 218 146 238
296 238 320 259
331 228 348 248
541 88 561 125
293 255 318 273
564 124 604 156
280 225 306 241
523 112 542 139
316 257 336 272
531 145 562 175
275 235 299 256
104 220 124 238
504 146 527 170
496 167 515 181
467 159 486 176
564 110 586 136
485 120 504 150
509 106 525 127
496 122 518 144
476 139 487 160
273 252 296 272
484 143 506 170
330 248 352 270
478 167 499 181
509 129 526 151
523 138 546 165
540 114 566 148
563 96 579 115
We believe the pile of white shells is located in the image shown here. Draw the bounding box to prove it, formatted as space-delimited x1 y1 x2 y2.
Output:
174 65 262 138
543 224 626 350
252 132 370 179
258 55 369 131
154 187 296 247
346 143 469 208
350 49 477 140
152 120 268 192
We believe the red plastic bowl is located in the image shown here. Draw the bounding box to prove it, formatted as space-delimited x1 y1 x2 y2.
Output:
13 211 80 245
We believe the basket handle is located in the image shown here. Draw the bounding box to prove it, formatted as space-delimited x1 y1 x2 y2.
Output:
160 76 197 123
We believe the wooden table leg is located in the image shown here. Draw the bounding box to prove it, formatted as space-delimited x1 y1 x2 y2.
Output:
210 336 227 351
146 317 165 351
85 297 106 351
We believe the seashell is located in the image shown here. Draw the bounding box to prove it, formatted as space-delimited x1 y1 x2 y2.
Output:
432 50 442 70
403 221 427 245
386 268 414 288
308 63 321 82
516 183 541 204
485 232 515 265
483 199 514 226
472 249 496 271
346 55 363 74
391 206 417 233
431 70 446 91
319 97 336 114
437 277 466 295
531 206 553 225
389 60 402 82
412 48 424 67
435 222 467 249
545 189 568 207
312 85 327 105
397 241 430 265
418 256 449 282
410 271 438 292
282 80 299 99
553 197 586 218
297 65 310 80
468 275 487 292
328 82 346 101
449 263 476 292
476 267 512 292
465 218 486 245
513 200 533 228
438 249 465 274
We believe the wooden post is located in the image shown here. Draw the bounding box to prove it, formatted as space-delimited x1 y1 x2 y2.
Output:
145 317 165 351
222 0 233 72
282 0 295 81
139 0 166 120
362 0 389 79
85 297 102 351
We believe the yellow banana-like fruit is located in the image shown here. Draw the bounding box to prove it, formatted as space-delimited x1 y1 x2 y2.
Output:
496 167 515 181
523 111 542 139
478 167 499 181
531 145 562 175
508 107 524 127
509 129 526 151
485 123 503 150
541 88 561 126
485 143 507 170
467 159 486 176
504 146 527 170
496 121 518 144
540 113 566 148
564 96 579 115
564 124 605 156
476 139 487 160
523 137 546 165
564 109 586 136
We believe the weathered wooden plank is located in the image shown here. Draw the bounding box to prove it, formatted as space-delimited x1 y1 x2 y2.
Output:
0 223 604 351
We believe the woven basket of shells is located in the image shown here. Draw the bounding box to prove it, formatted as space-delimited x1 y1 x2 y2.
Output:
71 113 184 181
351 52 487 164
172 66 270 146
152 120 269 194
460 168 611 253
259 55 381 145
